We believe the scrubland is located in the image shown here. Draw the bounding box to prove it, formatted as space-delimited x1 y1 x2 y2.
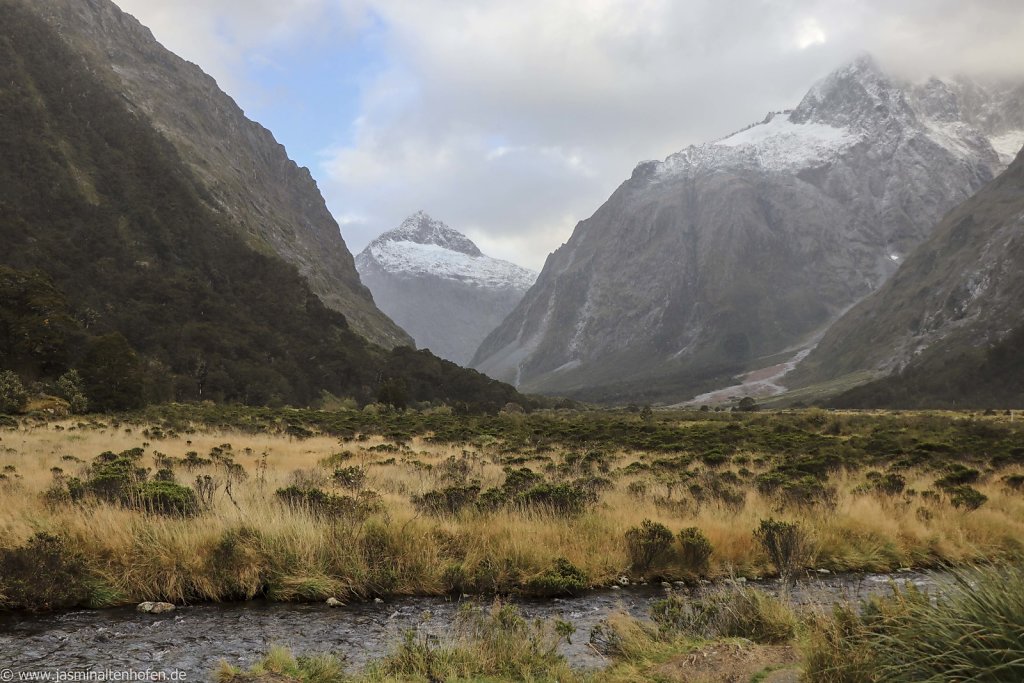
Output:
1 405 1021 613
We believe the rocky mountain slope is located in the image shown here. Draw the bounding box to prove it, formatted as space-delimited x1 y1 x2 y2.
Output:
0 0 525 412
789 145 1024 407
472 55 1023 403
28 0 411 348
356 213 536 365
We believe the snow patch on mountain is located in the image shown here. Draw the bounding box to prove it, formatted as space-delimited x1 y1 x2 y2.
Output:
365 239 537 290
990 130 1024 164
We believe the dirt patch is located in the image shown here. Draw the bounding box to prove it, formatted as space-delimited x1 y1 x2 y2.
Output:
654 641 801 682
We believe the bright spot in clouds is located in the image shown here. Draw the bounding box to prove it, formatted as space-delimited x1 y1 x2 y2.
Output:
795 18 828 49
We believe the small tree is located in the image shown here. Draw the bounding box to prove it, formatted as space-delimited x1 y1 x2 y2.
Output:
0 370 27 414
737 396 759 412
55 369 88 413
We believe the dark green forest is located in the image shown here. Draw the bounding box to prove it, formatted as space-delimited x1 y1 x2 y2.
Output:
0 1 526 413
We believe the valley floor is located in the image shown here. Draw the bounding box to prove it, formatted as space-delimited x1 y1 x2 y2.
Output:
1 405 1022 679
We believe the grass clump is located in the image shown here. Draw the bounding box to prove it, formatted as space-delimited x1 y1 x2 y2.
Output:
368 602 578 682
650 586 796 644
216 645 345 682
803 565 1024 682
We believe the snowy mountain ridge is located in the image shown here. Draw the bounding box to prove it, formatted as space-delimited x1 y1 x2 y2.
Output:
650 55 1019 179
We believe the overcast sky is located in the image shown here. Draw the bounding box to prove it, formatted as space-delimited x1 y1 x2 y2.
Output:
116 0 1024 270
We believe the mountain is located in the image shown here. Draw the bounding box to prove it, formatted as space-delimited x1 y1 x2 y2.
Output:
0 0 525 412
789 145 1024 408
472 55 1022 403
28 0 411 349
356 212 536 365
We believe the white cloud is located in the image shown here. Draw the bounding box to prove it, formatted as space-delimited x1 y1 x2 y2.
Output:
115 0 1024 270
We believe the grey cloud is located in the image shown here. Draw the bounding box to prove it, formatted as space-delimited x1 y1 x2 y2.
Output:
116 0 1024 269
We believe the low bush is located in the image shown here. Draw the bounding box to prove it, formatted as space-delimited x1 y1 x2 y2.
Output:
625 519 674 572
515 482 595 517
275 486 383 522
523 558 588 597
411 484 480 517
134 480 200 517
754 518 811 583
947 484 988 510
330 465 366 491
0 533 93 610
677 526 713 575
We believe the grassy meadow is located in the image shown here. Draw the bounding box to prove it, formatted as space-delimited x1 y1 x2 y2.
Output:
1 405 1022 613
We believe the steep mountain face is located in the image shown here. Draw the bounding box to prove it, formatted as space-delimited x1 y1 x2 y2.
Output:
0 0 525 412
473 55 1021 403
28 0 411 349
356 212 536 365
791 146 1024 407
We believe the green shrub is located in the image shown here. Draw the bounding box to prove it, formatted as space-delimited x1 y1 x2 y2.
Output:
754 518 811 583
515 483 595 517
523 558 588 597
677 527 713 574
0 370 27 414
134 480 199 517
0 533 92 610
331 465 366 491
1003 474 1024 491
55 369 88 413
411 484 481 517
934 464 980 488
275 486 382 522
625 519 674 572
501 467 544 495
947 484 988 510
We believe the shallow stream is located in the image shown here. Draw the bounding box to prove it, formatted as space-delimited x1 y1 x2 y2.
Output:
0 571 942 678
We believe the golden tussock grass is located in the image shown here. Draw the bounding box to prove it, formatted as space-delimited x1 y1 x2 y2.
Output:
1 413 1022 610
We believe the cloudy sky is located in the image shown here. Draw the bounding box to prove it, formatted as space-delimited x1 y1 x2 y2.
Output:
116 0 1024 270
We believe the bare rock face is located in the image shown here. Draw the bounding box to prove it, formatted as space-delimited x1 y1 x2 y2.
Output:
356 213 536 365
791 145 1024 399
472 55 1022 403
29 0 411 349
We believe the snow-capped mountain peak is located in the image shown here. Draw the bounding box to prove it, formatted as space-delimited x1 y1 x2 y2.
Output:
355 213 538 365
357 213 536 291
790 53 915 130
373 210 482 257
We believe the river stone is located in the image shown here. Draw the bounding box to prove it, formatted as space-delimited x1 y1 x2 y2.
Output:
137 601 175 614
